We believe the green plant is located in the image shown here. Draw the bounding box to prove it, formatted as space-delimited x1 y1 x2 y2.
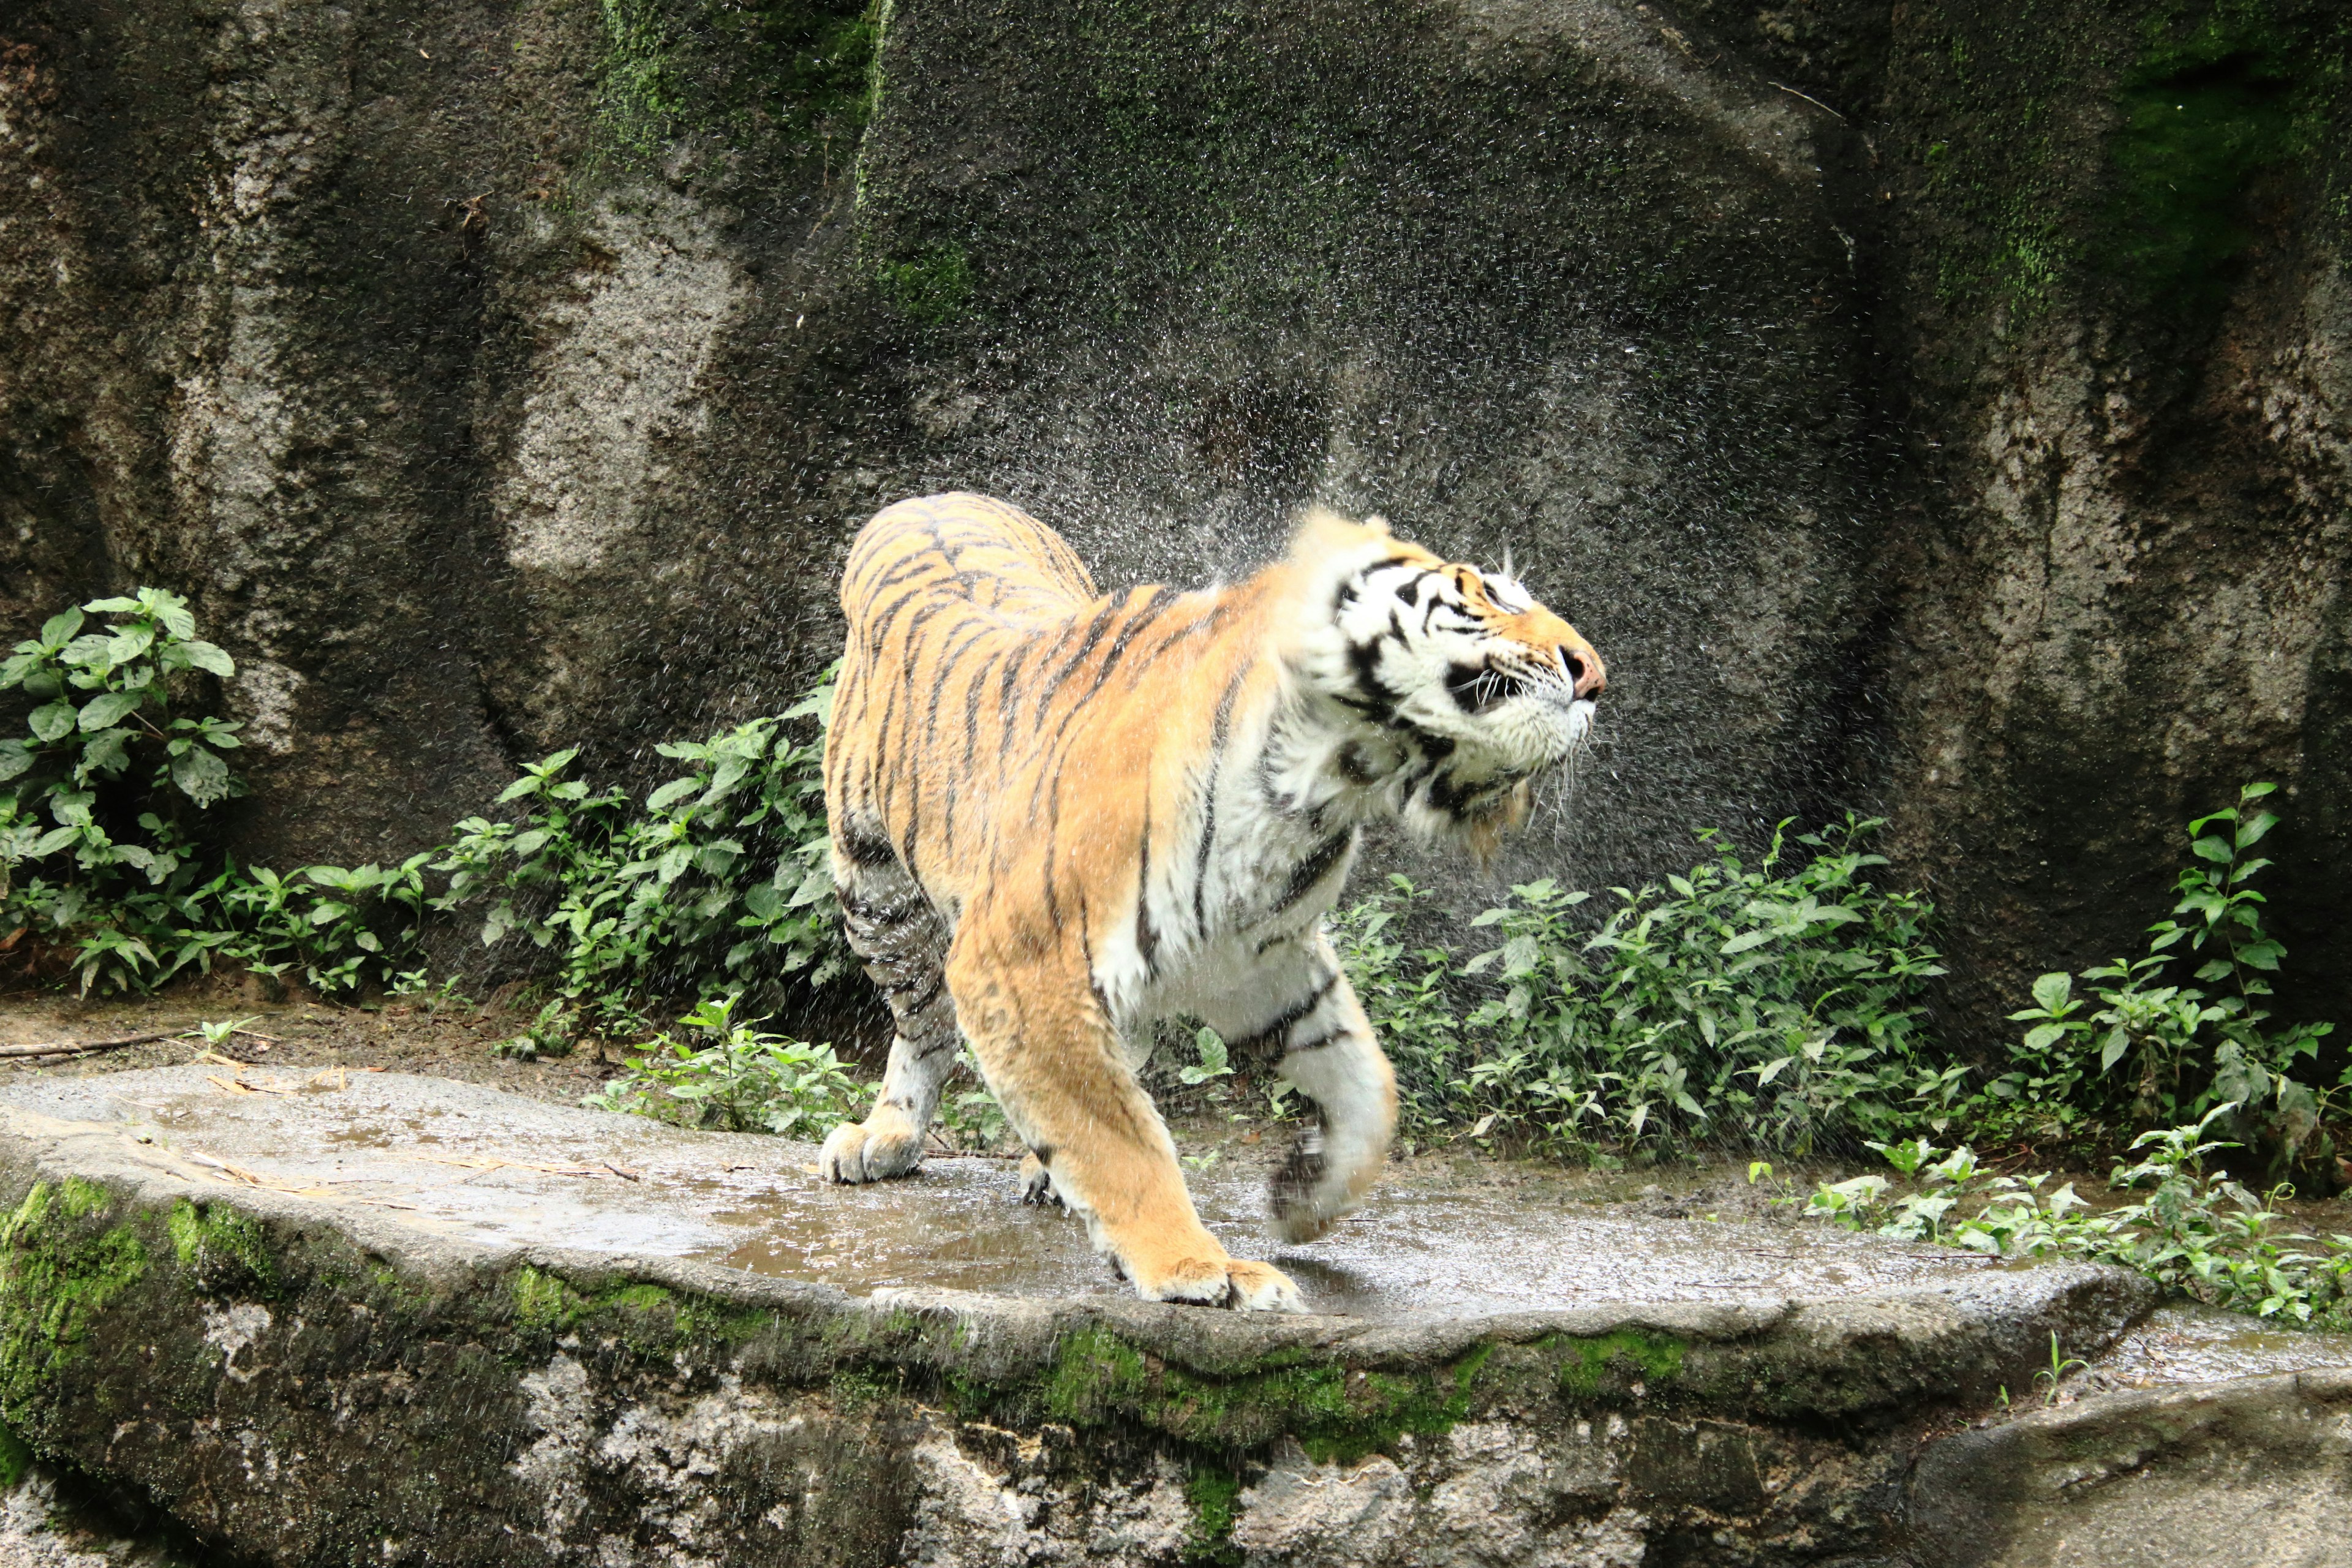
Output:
1441 816 1951 1157
2 589 428 997
1804 1109 2352 1330
930 1044 1013 1153
435 668 846 1019
1986 784 2335 1171
581 992 865 1136
195 1017 257 1049
2 590 242 991
1328 875 1465 1132
498 998 580 1060
2034 1333 2088 1408
1178 1027 1234 1087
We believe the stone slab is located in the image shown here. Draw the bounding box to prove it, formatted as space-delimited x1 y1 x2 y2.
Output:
1908 1370 2352 1568
0 1068 2166 1566
3 1066 2007 1317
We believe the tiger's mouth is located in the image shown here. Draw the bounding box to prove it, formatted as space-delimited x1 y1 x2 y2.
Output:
1442 661 1553 714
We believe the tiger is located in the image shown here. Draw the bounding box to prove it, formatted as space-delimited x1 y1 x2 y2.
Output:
817 492 1605 1311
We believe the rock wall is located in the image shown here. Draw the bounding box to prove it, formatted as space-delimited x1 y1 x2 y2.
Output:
1 0 2346 1035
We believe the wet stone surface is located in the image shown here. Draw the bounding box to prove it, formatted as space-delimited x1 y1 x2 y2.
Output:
0 1066 2336 1568
0 1067 1999 1318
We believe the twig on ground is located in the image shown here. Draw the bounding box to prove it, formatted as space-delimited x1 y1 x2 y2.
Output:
0 1025 276 1061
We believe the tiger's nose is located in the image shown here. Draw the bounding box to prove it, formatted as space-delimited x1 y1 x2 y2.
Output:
1561 639 1607 701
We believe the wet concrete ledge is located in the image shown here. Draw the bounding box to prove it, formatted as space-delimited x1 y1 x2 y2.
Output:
0 1072 2168 1566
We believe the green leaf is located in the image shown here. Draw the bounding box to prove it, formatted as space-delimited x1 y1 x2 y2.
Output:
78 691 144 731
154 596 197 639
29 825 81 857
1719 928 1781 955
179 640 235 678
38 607 84 648
0 741 31 782
170 744 233 805
2190 836 2234 864
28 702 76 743
2022 1023 2067 1052
2099 1028 2131 1072
79 596 140 613
60 633 113 667
646 777 701 812
104 626 155 665
2236 940 2283 973
2030 972 2073 1012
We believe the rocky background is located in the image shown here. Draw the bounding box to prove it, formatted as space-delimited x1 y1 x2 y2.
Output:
1 0 2346 1043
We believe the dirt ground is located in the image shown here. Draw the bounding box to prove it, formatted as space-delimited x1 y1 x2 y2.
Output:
0 976 623 1106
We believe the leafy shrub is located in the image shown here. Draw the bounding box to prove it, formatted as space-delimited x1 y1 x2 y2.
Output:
1801 1108 2352 1329
431 671 845 1030
1327 876 1465 1134
1986 783 2339 1171
2 590 425 995
581 992 864 1136
1366 816 1953 1158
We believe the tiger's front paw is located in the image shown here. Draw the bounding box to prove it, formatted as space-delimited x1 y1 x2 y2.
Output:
1019 1153 1061 1207
1135 1253 1305 1313
818 1110 925 1184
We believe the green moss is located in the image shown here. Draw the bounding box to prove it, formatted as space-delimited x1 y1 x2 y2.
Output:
1031 1325 1493 1459
512 1265 588 1333
2094 2 2350 317
1553 1329 1686 1398
0 1418 29 1490
59 1179 108 1220
1044 1326 1148 1422
595 0 883 166
1183 1464 1243 1567
0 1183 152 1420
166 1199 280 1298
875 242 973 325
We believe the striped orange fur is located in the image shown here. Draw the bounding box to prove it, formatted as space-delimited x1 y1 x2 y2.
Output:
819 492 1605 1311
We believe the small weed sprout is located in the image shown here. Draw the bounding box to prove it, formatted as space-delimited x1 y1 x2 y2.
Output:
195 1017 257 1049
2035 1334 2089 1407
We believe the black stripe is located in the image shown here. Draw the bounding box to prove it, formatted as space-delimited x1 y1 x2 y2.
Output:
1269 831 1355 917
1231 970 1342 1057
1192 669 1248 933
1134 784 1159 979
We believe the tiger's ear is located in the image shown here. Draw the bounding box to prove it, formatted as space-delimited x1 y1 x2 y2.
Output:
1286 505 1392 566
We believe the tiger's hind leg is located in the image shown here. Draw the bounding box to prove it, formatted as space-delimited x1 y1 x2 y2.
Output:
1209 932 1399 1244
818 845 960 1184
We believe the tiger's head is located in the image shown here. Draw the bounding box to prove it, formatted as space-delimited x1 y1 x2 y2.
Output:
1283 508 1606 846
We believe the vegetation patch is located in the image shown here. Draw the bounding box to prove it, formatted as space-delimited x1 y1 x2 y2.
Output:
595 0 883 170
581 992 862 1134
874 241 974 324
1028 1325 1493 1459
1335 817 1953 1159
0 1182 151 1422
166 1198 281 1300
1182 1464 1243 1567
0 1416 28 1490
1553 1329 1687 1400
2096 0 2350 317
